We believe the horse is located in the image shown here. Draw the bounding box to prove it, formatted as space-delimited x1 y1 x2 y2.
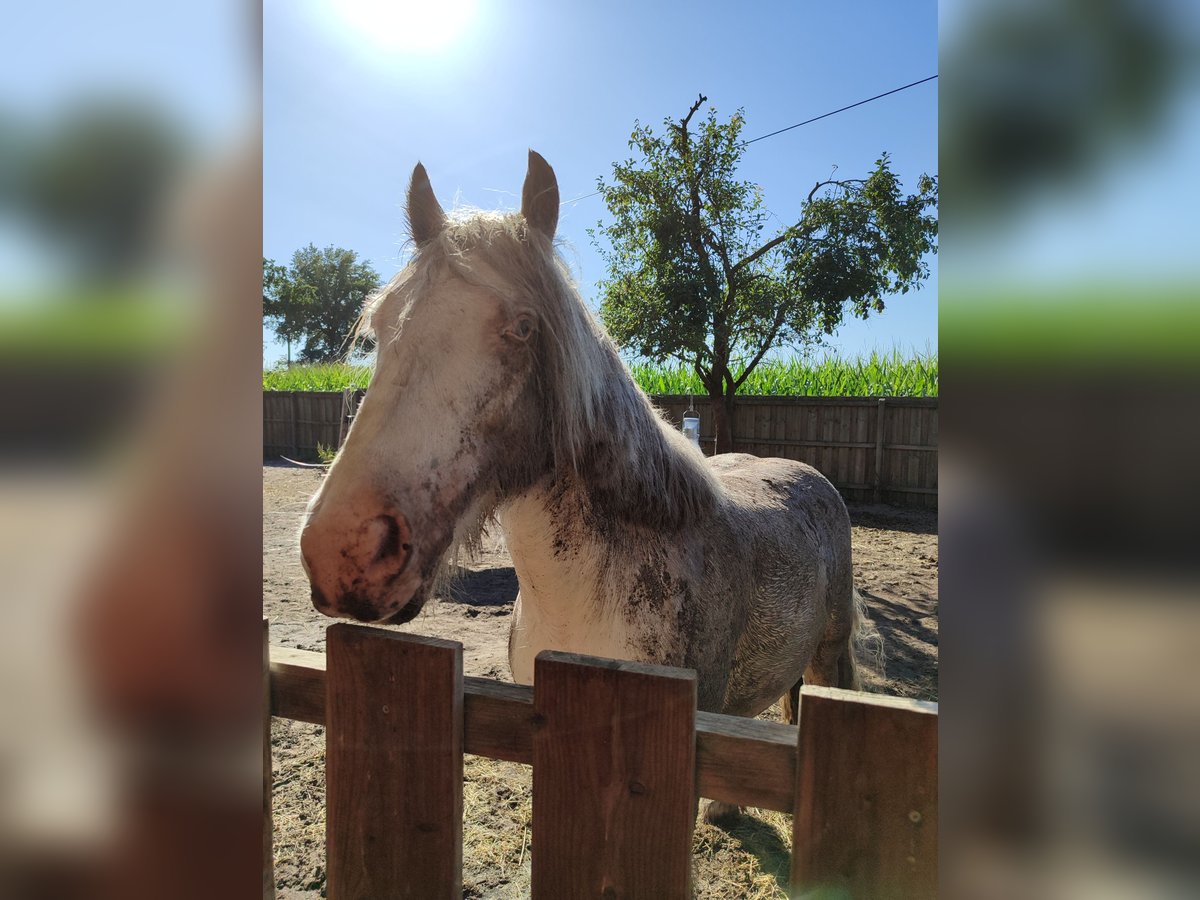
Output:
299 151 874 819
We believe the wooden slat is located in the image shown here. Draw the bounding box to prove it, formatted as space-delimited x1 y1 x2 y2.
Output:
532 652 697 899
270 646 812 811
791 686 938 900
270 645 326 724
263 622 276 900
463 675 535 763
695 712 796 811
325 626 463 899
289 393 299 458
874 397 887 502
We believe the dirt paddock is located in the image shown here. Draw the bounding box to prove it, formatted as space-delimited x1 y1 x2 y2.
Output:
264 463 938 899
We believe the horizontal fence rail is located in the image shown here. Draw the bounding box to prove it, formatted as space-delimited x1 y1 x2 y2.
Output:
266 623 938 898
263 390 938 507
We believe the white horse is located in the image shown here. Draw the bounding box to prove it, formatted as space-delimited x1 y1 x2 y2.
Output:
300 154 873 814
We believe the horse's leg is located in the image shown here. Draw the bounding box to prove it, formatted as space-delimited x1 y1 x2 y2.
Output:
804 633 857 689
780 676 803 725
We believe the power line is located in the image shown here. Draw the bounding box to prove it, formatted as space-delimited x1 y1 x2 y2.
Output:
744 74 938 144
560 74 938 206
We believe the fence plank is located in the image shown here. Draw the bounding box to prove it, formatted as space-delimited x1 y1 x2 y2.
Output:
325 625 464 900
263 621 276 900
873 397 887 502
270 645 812 811
463 675 536 764
532 652 697 899
269 645 326 724
695 712 796 812
791 686 938 900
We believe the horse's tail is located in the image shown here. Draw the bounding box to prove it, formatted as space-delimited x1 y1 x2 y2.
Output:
844 586 883 691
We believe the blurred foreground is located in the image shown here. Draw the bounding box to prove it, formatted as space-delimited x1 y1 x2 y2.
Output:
941 0 1200 896
0 0 1198 897
0 2 262 898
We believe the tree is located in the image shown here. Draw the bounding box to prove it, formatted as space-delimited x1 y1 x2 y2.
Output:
263 258 309 366
262 245 381 364
22 100 187 283
592 96 938 452
940 0 1185 219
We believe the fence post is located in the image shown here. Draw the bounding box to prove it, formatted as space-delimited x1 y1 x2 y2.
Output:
325 626 464 899
790 686 938 899
263 620 276 900
873 397 887 503
289 392 300 459
532 652 697 899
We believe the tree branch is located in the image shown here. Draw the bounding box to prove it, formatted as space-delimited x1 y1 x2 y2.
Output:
731 225 806 273
681 93 707 130
731 306 788 391
673 96 723 302
731 177 867 275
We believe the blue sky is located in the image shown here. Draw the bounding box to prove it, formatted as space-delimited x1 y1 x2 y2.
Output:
264 0 938 366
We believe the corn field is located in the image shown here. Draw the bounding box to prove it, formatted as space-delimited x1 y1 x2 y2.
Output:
263 350 937 397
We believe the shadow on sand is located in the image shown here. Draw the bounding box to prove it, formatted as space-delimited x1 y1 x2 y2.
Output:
713 814 792 893
857 587 939 701
446 566 519 607
846 503 937 536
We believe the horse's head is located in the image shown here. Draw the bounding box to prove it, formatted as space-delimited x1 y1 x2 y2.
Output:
300 151 569 624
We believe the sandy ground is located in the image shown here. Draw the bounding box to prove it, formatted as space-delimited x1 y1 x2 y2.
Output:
265 462 938 898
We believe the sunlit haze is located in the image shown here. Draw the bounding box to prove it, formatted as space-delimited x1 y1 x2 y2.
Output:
334 0 476 51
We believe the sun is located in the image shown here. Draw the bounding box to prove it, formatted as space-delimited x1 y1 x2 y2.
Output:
336 0 476 52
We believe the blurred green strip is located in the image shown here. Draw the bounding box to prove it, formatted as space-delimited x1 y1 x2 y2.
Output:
941 283 1200 365
0 294 190 360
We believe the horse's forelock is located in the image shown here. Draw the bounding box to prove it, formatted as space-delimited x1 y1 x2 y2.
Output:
416 213 610 468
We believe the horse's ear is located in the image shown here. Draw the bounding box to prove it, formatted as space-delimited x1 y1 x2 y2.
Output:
521 150 559 241
407 162 446 246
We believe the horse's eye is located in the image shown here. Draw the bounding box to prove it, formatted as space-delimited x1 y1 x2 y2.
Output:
507 316 535 341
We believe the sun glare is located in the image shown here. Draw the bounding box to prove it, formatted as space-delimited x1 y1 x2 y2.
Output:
336 0 475 52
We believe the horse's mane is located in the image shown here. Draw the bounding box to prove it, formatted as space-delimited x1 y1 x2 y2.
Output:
383 210 720 532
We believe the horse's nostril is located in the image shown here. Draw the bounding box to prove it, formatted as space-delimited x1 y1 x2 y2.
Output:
370 513 413 568
311 583 331 610
375 515 400 561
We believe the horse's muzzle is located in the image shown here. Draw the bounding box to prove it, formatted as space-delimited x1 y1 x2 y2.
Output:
301 509 419 621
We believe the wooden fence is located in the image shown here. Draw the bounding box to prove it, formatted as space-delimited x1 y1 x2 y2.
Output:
262 389 360 462
266 621 938 899
263 390 937 507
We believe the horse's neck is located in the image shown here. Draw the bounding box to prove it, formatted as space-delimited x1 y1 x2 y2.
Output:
497 365 715 611
499 478 642 683
498 480 606 610
569 354 719 532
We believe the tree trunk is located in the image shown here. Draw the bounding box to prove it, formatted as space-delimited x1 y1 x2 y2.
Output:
709 390 736 454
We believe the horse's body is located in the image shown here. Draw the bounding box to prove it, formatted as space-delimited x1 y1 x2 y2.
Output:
501 454 856 714
300 152 867 726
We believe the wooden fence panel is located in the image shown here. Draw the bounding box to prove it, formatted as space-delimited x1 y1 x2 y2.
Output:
270 638 941 895
532 652 697 899
264 391 937 505
269 643 813 813
325 625 464 899
791 686 938 900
